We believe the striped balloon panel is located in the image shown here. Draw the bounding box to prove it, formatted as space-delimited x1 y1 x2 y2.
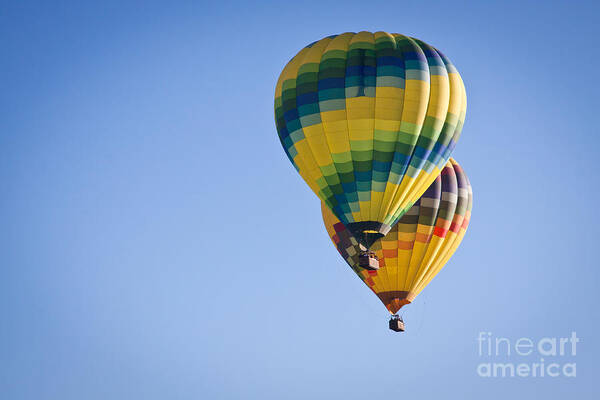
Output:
322 158 472 314
276 31 466 231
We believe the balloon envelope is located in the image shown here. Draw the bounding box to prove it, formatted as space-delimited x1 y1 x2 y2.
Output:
322 158 472 314
275 31 467 247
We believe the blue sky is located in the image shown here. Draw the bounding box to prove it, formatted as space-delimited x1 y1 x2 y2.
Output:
2 0 599 398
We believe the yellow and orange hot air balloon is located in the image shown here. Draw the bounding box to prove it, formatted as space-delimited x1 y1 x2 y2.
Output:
322 159 472 318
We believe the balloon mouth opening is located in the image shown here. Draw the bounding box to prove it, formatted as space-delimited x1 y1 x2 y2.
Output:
376 291 416 314
346 221 391 249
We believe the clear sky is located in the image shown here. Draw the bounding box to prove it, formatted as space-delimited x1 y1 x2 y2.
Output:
2 0 599 399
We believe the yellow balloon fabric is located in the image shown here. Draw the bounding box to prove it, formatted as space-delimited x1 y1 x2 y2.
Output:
322 159 472 314
275 31 467 247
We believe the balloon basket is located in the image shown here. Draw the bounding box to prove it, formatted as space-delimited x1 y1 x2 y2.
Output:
389 315 405 332
359 251 379 270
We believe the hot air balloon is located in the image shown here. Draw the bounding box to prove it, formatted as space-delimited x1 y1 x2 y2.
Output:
322 158 472 332
275 31 467 266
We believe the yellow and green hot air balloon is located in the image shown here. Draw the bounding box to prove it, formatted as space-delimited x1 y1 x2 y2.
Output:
322 159 472 330
275 31 467 249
